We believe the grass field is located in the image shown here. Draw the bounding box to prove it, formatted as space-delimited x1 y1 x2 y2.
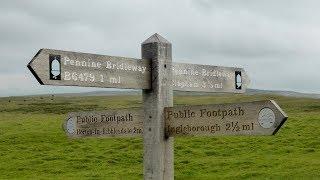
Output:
0 94 319 179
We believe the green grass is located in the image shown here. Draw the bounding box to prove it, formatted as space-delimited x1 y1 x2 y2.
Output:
0 94 319 179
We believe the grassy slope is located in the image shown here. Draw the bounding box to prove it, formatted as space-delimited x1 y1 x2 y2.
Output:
0 94 319 179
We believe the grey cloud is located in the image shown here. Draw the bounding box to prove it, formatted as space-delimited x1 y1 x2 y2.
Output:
0 0 319 96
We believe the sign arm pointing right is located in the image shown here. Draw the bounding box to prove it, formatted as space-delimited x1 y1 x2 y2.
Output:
165 100 288 137
270 100 288 135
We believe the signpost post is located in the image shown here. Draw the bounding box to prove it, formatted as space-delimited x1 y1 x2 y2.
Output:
141 34 174 179
28 33 288 180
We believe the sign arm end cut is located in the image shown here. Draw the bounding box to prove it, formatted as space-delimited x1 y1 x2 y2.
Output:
270 100 288 135
27 49 44 85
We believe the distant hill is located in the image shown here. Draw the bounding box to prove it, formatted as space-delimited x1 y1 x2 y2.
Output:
53 90 141 97
246 89 320 99
21 89 320 99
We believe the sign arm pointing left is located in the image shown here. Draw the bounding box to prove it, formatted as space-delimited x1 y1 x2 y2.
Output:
27 48 152 89
27 49 44 85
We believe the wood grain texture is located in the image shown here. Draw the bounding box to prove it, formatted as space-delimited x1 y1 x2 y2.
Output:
63 108 143 138
28 49 151 89
172 62 249 93
165 100 287 137
62 99 287 138
142 33 174 180
27 49 250 93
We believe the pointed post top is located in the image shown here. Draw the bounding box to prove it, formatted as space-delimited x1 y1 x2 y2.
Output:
142 33 171 45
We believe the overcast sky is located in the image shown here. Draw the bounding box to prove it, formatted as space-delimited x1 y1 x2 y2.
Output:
0 0 319 97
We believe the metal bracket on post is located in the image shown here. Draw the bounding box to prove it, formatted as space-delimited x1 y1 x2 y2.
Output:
142 33 174 180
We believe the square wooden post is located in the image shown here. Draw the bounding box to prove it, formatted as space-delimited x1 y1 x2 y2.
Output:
142 33 174 180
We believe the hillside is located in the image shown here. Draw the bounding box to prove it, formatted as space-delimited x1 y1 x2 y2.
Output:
0 94 319 179
8 88 320 99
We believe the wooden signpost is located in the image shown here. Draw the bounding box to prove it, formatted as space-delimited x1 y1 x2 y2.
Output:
27 50 250 93
28 33 288 180
64 100 287 138
64 108 143 138
27 49 151 89
172 62 249 93
165 100 287 137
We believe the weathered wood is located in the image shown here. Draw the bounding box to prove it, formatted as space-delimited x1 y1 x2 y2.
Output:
142 33 174 180
27 49 151 89
165 100 287 137
63 108 143 138
28 33 289 180
27 49 250 93
172 62 249 93
63 99 288 138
